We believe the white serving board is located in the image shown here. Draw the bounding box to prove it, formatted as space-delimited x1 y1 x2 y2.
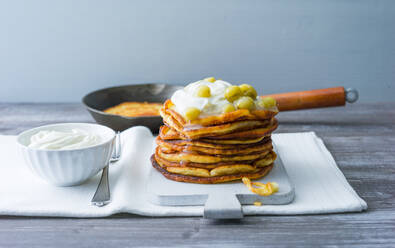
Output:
146 146 295 219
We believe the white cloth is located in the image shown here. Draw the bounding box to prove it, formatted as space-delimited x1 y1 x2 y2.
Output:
0 127 367 217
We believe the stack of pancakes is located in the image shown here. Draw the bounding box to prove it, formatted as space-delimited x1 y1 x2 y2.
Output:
151 100 279 184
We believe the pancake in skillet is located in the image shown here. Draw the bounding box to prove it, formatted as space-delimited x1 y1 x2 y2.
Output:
104 102 162 117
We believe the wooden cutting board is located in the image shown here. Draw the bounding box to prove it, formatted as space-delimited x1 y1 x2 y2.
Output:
146 147 295 219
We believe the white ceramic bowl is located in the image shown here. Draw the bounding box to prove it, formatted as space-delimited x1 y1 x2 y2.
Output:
17 123 115 186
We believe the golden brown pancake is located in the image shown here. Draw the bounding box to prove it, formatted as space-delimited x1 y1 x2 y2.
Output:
161 109 271 139
156 135 271 149
151 155 273 184
154 150 276 169
155 136 272 155
203 120 278 140
159 119 278 141
162 99 278 126
166 164 258 177
156 156 261 177
156 146 269 164
104 102 162 117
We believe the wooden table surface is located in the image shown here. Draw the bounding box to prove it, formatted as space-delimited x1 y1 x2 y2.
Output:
0 102 394 247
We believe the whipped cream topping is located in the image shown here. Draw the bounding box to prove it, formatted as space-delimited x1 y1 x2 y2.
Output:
28 129 100 150
171 79 264 117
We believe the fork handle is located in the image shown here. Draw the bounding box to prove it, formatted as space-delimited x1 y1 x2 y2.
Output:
91 166 110 206
263 87 358 111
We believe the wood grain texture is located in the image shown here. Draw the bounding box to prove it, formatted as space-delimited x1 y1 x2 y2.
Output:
0 102 394 248
265 87 346 111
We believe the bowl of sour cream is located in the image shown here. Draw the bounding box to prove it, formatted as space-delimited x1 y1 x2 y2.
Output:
17 123 115 186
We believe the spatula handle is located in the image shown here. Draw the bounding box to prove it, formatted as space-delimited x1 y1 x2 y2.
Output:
263 87 358 111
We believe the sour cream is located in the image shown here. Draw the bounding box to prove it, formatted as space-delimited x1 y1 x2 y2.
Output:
28 129 100 150
171 79 233 117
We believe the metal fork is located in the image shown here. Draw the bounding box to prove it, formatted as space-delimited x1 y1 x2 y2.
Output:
91 131 121 207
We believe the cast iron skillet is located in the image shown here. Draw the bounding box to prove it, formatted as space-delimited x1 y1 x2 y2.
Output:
82 84 182 133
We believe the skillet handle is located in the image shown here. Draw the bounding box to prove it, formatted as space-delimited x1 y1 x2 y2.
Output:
263 87 358 111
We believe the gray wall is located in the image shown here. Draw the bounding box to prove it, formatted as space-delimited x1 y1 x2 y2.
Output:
1 0 394 102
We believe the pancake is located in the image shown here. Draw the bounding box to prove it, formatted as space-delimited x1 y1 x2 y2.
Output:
156 134 270 148
156 146 269 164
104 101 162 117
203 119 278 140
163 99 278 126
151 155 274 184
156 156 260 177
154 150 276 169
161 109 272 139
200 137 267 145
159 119 278 141
155 136 272 155
167 164 258 177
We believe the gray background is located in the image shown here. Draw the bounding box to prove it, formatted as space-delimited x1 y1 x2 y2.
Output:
0 0 394 102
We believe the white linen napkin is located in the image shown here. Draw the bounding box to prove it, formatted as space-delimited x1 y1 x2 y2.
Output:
0 126 367 217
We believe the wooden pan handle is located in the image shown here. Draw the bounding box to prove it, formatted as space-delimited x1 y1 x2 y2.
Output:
263 87 358 111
